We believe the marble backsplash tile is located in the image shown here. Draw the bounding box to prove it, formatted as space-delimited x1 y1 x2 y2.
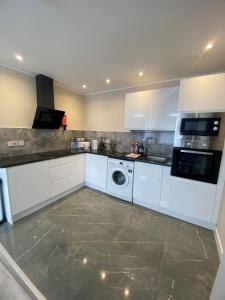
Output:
0 128 174 157
0 128 84 157
84 130 174 157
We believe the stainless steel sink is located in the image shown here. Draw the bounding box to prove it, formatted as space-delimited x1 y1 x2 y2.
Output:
147 155 167 163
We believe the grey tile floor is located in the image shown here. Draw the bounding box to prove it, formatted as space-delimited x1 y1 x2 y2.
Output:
0 188 219 300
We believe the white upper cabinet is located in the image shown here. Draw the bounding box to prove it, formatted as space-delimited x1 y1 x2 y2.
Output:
147 87 179 130
124 91 150 130
178 73 225 112
124 87 179 130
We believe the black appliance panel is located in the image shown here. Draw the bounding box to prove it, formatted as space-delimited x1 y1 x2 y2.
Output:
32 107 65 129
180 118 220 136
171 147 222 184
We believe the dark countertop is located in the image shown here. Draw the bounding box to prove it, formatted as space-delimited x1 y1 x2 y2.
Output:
0 149 172 168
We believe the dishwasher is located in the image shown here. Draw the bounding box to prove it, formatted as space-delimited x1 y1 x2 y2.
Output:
0 180 6 225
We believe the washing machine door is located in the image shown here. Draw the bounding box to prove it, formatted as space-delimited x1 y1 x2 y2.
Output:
111 168 129 187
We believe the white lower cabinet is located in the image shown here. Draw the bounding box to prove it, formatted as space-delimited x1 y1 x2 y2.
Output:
6 154 85 219
160 167 217 223
133 162 163 208
7 161 51 216
3 152 218 228
85 154 108 191
50 154 85 197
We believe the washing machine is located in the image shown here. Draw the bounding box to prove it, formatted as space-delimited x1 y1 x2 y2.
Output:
107 158 134 202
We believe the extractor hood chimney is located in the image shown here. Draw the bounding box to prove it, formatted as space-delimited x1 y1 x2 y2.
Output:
32 74 65 129
36 74 55 109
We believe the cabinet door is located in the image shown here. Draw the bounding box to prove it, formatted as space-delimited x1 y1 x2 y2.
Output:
160 167 217 222
133 162 163 208
85 154 108 190
124 91 150 129
148 87 179 130
7 161 50 216
178 73 225 112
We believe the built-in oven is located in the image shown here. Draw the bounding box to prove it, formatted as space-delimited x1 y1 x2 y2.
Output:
180 117 221 136
171 147 222 184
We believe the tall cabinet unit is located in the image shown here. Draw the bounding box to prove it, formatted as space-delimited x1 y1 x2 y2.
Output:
124 86 179 130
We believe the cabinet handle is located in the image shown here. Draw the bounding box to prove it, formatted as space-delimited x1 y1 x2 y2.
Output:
180 150 213 156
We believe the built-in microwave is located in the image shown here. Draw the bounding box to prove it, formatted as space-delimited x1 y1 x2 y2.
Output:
180 117 221 136
171 147 222 184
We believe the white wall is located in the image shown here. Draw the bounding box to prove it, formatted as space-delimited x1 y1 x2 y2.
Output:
0 65 179 132
84 81 179 132
54 85 84 130
0 65 84 130
0 66 36 128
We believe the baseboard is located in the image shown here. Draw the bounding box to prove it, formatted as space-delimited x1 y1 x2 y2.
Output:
85 182 107 193
214 227 224 259
133 197 215 230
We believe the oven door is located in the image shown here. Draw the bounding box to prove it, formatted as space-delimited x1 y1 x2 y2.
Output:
180 118 220 136
171 148 222 184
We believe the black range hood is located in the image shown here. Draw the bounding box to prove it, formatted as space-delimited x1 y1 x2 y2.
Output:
32 74 65 129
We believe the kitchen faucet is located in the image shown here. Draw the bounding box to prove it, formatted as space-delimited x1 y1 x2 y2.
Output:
144 136 158 156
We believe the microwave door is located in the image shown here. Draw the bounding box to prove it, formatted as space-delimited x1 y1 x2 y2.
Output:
180 118 220 136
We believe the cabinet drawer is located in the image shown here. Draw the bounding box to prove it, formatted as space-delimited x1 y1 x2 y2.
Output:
51 175 77 198
50 154 83 167
50 162 77 182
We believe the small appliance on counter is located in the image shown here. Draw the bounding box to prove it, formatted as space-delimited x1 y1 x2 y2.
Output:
171 112 225 184
71 138 90 150
91 140 99 150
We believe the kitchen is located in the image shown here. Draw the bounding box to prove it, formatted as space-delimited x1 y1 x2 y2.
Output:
1 1 225 300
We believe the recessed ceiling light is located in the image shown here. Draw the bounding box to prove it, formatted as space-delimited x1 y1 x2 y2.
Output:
82 257 87 264
82 84 87 89
14 53 23 62
106 78 111 84
205 43 214 50
124 288 130 297
138 71 143 77
100 271 106 280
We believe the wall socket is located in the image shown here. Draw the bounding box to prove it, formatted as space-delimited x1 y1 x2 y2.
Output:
7 140 25 147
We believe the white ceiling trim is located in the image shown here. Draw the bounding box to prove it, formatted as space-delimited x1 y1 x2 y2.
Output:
54 81 83 96
0 63 35 77
84 70 225 96
84 78 181 96
1 63 225 98
0 63 83 96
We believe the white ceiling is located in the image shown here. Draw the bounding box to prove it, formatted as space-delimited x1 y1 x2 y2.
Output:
1 0 225 94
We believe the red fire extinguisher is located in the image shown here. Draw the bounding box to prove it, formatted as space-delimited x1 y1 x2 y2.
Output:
62 114 67 130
